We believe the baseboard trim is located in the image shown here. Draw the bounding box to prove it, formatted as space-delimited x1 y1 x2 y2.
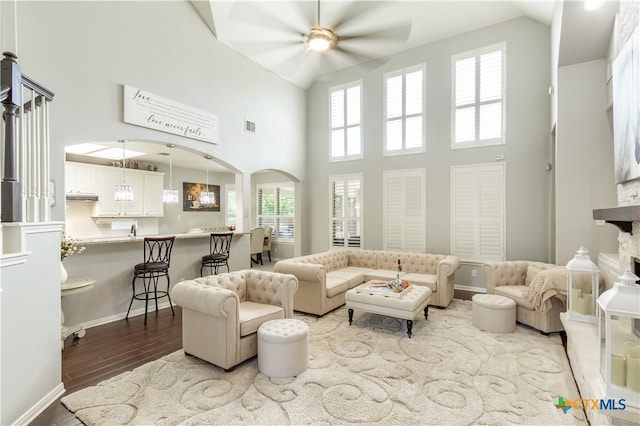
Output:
13 383 65 426
81 302 173 329
454 284 485 293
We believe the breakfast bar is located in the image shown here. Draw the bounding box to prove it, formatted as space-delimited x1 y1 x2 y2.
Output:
61 231 250 328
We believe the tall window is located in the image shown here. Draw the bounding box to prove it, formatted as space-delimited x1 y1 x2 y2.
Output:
384 64 425 156
226 185 236 227
330 81 362 161
452 43 505 149
329 174 363 249
257 184 295 241
383 169 426 252
451 163 505 262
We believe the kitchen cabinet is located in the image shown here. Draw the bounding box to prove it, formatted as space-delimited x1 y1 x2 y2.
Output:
143 174 164 216
65 162 97 194
67 163 164 217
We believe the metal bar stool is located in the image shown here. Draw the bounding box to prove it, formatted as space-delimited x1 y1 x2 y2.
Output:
126 236 176 325
201 231 234 276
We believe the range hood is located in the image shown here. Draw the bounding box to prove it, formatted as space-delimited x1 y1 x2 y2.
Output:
593 205 640 234
66 193 99 202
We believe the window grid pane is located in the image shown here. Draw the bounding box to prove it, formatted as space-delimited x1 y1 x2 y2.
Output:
453 45 504 147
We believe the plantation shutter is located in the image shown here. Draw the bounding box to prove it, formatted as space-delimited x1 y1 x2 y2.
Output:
383 169 425 252
451 163 505 262
277 186 295 239
330 174 363 249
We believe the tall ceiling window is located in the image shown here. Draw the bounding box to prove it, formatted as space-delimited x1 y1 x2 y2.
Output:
257 183 295 241
452 43 506 149
384 64 425 156
330 81 362 161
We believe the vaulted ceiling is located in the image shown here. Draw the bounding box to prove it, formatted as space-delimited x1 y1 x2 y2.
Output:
191 1 618 88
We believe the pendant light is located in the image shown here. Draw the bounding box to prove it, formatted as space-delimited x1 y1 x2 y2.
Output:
114 140 134 201
200 155 215 205
162 144 179 204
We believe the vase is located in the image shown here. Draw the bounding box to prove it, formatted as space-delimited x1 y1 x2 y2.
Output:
61 262 68 284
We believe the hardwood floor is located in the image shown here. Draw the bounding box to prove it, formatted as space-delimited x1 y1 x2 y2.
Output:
31 306 183 426
32 289 475 426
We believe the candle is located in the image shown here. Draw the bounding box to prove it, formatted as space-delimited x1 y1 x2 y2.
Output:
571 288 582 312
624 342 640 358
611 354 626 387
626 353 640 392
583 294 593 315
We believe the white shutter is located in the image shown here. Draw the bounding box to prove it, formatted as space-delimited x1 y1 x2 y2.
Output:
478 166 504 261
383 169 425 252
451 163 505 262
383 172 404 250
452 167 478 261
330 174 363 249
404 171 426 252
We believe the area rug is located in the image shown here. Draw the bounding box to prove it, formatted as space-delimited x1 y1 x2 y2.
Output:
61 299 586 425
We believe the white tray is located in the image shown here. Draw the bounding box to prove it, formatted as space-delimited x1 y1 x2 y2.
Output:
355 282 412 298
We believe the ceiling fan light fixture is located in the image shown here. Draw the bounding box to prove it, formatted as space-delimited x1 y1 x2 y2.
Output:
306 27 337 52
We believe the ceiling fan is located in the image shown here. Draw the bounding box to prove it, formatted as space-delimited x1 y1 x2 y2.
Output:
225 0 412 85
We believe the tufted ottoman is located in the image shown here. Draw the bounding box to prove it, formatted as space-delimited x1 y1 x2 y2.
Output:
258 318 309 377
472 294 517 333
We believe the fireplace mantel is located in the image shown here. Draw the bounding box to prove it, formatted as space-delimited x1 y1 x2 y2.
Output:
593 205 640 234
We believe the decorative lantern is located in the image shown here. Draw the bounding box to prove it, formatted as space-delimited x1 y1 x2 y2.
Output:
566 246 600 323
596 269 640 409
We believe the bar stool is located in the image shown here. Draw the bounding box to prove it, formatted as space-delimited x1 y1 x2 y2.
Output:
201 231 234 276
126 236 175 325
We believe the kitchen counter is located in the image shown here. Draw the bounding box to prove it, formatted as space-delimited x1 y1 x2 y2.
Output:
63 230 251 328
78 231 246 245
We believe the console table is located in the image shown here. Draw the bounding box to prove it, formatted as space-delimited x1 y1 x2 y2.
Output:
61 276 95 349
561 313 640 425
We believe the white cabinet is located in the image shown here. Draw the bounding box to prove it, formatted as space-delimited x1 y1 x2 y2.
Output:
86 164 163 217
143 174 164 216
65 162 97 194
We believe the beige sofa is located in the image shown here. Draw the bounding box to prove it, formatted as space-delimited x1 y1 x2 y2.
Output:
274 249 460 316
171 270 298 370
481 261 566 334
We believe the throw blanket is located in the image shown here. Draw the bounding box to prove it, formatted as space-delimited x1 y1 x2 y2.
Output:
523 267 593 314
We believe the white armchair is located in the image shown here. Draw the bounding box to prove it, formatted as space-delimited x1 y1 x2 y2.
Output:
171 270 298 371
481 261 566 333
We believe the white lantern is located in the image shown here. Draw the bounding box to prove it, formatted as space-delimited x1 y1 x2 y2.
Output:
596 269 640 409
566 246 600 323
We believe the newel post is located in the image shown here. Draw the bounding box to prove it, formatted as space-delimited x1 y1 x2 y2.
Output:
1 51 22 222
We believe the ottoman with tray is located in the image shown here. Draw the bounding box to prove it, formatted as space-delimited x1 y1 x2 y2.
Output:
345 281 432 338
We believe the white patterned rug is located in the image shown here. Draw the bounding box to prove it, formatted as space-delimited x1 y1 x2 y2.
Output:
61 299 586 425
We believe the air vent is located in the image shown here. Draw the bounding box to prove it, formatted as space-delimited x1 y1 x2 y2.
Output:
244 119 256 134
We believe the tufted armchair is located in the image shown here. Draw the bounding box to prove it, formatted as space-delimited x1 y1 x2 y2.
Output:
171 270 298 371
481 261 566 333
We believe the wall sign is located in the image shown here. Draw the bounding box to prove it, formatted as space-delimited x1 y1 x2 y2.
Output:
123 84 219 144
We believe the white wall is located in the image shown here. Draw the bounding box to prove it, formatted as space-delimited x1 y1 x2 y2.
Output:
16 0 307 228
556 59 619 264
1 224 64 425
306 17 552 283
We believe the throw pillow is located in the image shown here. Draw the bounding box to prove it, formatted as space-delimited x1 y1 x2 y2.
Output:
525 264 542 287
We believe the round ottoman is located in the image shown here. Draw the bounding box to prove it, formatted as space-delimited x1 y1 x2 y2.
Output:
472 294 517 333
258 318 309 378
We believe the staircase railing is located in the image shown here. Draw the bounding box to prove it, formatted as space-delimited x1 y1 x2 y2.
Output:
1 51 55 223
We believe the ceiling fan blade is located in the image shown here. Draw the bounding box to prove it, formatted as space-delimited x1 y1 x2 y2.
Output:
227 1 312 37
339 21 412 44
328 0 391 32
230 39 302 58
